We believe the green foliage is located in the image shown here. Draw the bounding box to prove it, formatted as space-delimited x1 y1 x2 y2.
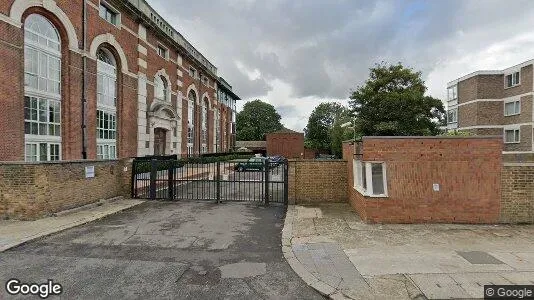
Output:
304 102 351 156
330 120 354 158
349 63 445 136
236 100 284 141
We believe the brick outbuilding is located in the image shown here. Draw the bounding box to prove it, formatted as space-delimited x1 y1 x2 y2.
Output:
266 128 304 159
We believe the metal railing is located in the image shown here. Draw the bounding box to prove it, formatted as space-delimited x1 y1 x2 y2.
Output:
132 155 288 204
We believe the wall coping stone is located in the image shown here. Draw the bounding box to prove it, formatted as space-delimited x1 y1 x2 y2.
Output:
362 135 502 140
287 159 347 163
0 159 124 166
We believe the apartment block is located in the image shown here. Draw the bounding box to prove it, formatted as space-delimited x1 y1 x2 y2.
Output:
447 60 534 155
0 0 239 162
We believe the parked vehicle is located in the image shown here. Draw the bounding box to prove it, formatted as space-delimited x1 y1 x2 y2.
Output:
234 157 268 172
268 155 285 166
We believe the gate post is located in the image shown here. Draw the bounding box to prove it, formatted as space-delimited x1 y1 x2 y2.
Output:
264 159 270 206
149 159 157 200
216 161 221 203
284 159 289 205
167 163 174 200
131 159 137 198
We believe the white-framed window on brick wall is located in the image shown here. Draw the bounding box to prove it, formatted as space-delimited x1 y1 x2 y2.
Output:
201 98 208 153
214 109 220 152
99 1 120 26
504 127 520 144
504 99 520 116
154 75 169 102
447 108 457 124
187 90 196 155
24 14 62 162
353 160 388 197
96 48 117 160
505 71 520 88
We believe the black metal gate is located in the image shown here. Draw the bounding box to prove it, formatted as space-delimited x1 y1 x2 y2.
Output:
132 155 288 205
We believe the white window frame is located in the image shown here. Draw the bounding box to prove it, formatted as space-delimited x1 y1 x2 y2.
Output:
154 75 169 102
504 127 520 144
156 44 168 59
189 66 197 79
25 142 61 162
24 14 62 162
505 71 520 88
504 99 521 116
447 108 458 124
96 55 117 160
353 160 388 197
99 1 121 26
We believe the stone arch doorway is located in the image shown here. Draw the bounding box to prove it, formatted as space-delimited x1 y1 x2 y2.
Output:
154 128 167 156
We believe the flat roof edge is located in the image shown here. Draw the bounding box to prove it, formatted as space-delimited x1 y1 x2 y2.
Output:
362 135 502 140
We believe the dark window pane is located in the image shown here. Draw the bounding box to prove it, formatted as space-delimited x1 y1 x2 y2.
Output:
39 123 47 135
39 143 47 161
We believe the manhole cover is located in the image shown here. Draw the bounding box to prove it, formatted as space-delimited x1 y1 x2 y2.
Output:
457 251 504 264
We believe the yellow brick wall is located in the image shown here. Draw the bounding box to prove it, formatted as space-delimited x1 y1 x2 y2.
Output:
0 159 132 220
501 164 534 223
288 159 348 204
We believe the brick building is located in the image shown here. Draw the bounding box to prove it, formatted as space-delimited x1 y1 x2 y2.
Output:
447 60 534 156
343 137 503 224
266 128 304 159
0 0 239 162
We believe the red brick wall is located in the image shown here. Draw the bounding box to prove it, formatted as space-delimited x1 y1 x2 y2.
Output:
266 132 304 159
343 137 503 224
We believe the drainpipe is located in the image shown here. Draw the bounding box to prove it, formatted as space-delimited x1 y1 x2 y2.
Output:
81 0 88 159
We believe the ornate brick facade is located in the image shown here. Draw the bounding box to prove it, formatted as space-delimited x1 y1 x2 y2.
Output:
0 0 238 162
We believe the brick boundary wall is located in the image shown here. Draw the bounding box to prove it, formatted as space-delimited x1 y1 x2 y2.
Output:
343 137 503 224
0 159 132 220
501 163 534 223
288 159 348 204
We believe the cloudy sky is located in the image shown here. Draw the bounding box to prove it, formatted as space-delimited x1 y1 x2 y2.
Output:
150 0 534 131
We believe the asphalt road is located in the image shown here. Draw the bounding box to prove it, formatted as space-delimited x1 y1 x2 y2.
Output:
0 201 323 299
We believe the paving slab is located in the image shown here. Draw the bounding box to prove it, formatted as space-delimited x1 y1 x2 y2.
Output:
409 273 471 299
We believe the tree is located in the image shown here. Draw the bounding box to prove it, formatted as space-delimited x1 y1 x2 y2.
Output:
304 102 351 157
236 100 284 141
349 63 445 136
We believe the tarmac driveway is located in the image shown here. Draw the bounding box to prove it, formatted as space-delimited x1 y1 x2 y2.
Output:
0 201 323 299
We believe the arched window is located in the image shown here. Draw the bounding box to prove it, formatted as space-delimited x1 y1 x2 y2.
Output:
214 108 220 152
96 48 117 159
201 98 208 153
187 90 196 155
24 14 62 162
154 75 168 101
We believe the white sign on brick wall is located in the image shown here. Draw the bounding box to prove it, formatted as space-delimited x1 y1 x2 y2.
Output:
85 166 95 178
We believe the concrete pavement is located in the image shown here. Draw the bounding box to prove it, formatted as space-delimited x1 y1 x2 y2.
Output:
0 198 144 252
283 203 534 299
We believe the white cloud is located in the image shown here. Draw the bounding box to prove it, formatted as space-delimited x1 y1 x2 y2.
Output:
148 0 534 131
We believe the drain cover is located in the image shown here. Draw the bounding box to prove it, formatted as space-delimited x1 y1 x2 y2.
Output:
457 251 504 264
